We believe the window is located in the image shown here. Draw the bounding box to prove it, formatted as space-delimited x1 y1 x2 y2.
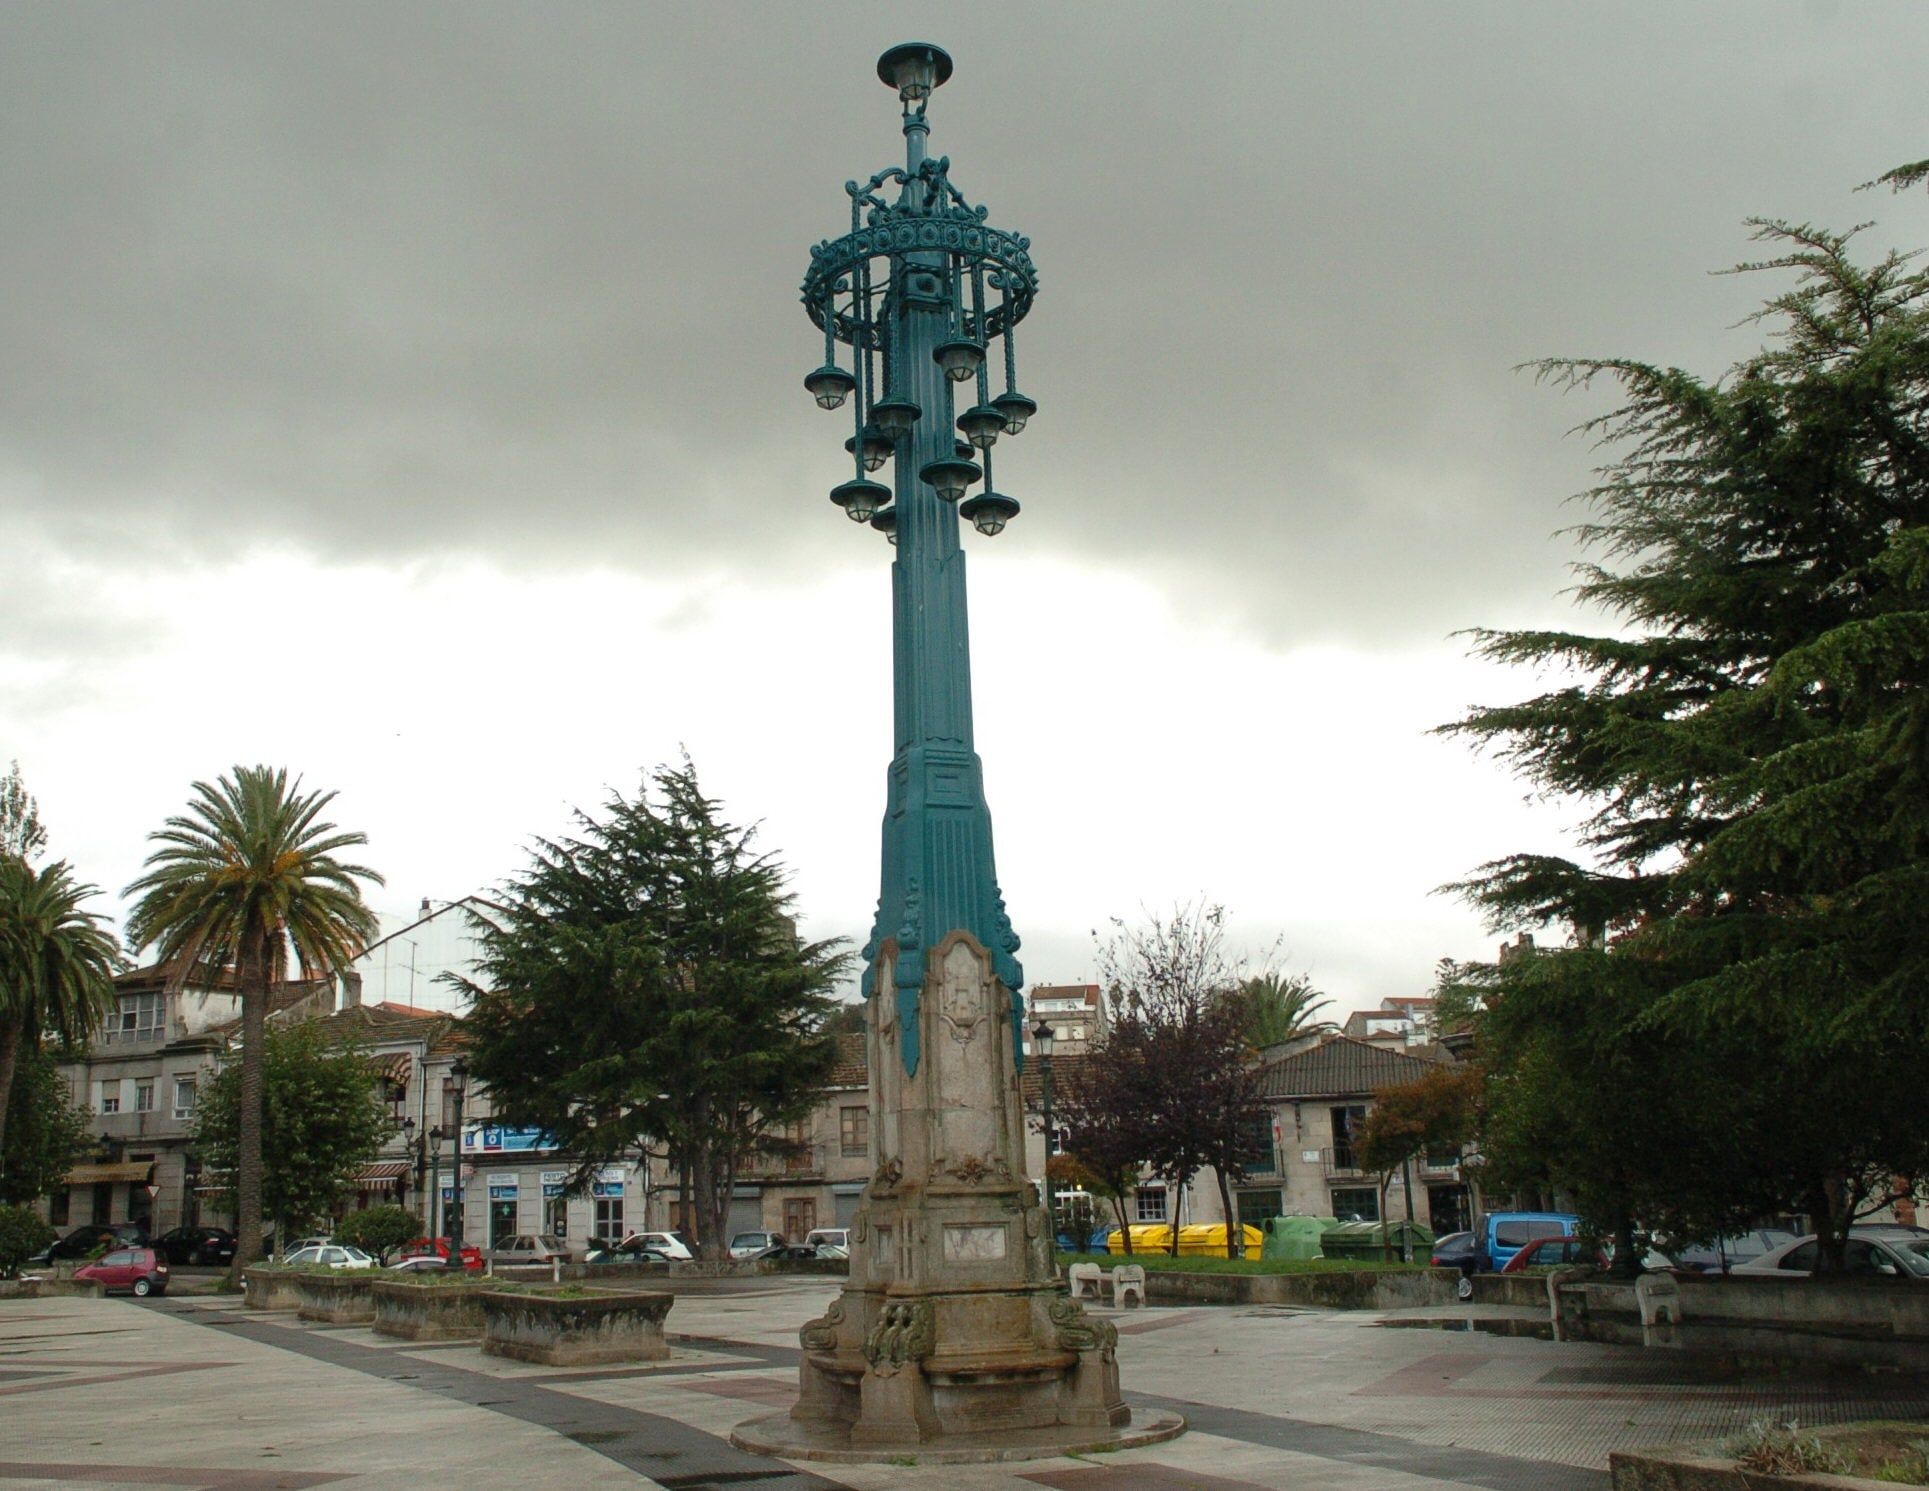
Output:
839 1105 869 1157
98 1082 121 1115
1135 1186 1167 1222
441 1079 461 1134
1241 1110 1276 1174
1779 1241 1818 1272
50 1190 70 1226
1329 1105 1367 1171
784 1197 817 1237
135 1082 155 1113
1330 1186 1380 1222
173 1078 197 1120
593 1197 625 1241
1237 1188 1285 1231
107 991 165 1044
1049 1126 1069 1156
1494 1219 1567 1248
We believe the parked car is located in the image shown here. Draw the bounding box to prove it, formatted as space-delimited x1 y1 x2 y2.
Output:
386 1255 455 1273
1734 1234 1929 1279
491 1234 571 1266
1652 1228 1798 1274
154 1226 237 1267
728 1230 787 1259
281 1236 333 1257
619 1230 696 1261
584 1239 671 1265
397 1236 484 1271
1478 1212 1580 1273
803 1228 850 1252
1430 1231 1476 1268
282 1244 376 1270
1499 1235 1611 1274
27 1223 148 1266
74 1246 169 1297
753 1243 835 1262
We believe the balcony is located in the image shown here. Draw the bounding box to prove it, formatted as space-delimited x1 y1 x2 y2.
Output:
1240 1147 1283 1179
740 1143 824 1182
1320 1145 1365 1178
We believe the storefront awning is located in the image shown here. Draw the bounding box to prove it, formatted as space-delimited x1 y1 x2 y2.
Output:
354 1160 412 1185
64 1162 154 1185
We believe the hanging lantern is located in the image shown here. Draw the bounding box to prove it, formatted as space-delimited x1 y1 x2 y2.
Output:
918 456 981 503
805 364 857 410
831 478 890 524
932 338 986 383
959 492 1020 536
871 397 921 437
870 507 899 546
845 426 892 472
992 390 1037 435
957 404 1004 450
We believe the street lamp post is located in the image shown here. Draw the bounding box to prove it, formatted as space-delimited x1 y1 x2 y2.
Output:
758 43 1143 1458
448 1060 467 1256
1032 1017 1057 1246
427 1126 443 1241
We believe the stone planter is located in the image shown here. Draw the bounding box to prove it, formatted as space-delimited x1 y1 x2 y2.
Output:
0 1277 103 1300
294 1271 376 1324
479 1288 674 1366
243 1267 303 1312
371 1278 486 1340
1612 1447 1899 1490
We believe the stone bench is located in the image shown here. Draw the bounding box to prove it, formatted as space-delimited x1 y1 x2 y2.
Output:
1112 1264 1146 1309
1068 1262 1105 1300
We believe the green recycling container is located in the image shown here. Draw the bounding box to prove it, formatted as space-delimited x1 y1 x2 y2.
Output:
1260 1214 1336 1261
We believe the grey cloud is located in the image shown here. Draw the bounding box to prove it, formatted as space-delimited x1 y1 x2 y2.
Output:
4 2 1926 643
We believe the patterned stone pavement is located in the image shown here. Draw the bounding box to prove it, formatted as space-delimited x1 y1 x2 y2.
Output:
2 1281 1925 1490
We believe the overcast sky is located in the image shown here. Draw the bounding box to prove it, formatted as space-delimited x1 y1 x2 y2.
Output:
5 2 1926 1014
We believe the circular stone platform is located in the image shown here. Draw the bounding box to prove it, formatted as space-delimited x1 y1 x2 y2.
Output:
731 1409 1186 1465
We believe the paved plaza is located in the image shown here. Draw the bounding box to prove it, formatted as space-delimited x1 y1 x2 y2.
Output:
4 1280 1928 1490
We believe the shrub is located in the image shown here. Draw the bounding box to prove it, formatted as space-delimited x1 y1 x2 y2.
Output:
335 1205 419 1264
1726 1419 1849 1477
0 1204 55 1278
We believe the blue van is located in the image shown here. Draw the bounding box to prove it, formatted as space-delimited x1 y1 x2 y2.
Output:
1480 1212 1579 1272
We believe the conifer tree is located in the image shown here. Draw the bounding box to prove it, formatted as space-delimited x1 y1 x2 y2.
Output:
455 762 846 1260
1443 175 1929 1270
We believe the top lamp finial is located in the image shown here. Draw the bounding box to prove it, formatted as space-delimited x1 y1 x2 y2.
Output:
876 42 953 104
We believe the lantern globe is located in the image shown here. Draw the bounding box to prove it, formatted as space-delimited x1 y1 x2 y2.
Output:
959 491 1020 536
832 478 891 524
805 364 857 410
957 404 1004 450
919 456 982 503
992 389 1037 435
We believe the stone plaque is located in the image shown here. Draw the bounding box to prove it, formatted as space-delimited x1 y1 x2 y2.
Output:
942 1223 1008 1262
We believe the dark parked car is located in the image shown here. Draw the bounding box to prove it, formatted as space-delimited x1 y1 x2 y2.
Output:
155 1226 236 1266
73 1246 169 1296
584 1240 671 1265
754 1243 839 1263
28 1223 148 1266
1499 1235 1611 1273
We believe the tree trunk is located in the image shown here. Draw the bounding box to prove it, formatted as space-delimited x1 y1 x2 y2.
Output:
1215 1168 1240 1259
1400 1158 1417 1263
233 940 269 1277
1609 1213 1641 1281
1112 1194 1133 1255
1169 1176 1185 1256
0 1015 23 1173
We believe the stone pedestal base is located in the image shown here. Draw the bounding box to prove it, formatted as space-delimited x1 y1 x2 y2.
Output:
733 1407 1185 1466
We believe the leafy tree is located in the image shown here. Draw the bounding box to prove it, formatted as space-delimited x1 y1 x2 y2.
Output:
1051 1046 1156 1254
336 1204 418 1263
124 766 383 1271
1095 903 1263 1257
192 1020 390 1244
1356 1064 1483 1262
0 762 47 864
1 1045 92 1206
0 857 117 1173
0 1203 55 1279
1237 970 1333 1050
454 761 847 1260
822 1001 866 1037
1441 178 1929 1271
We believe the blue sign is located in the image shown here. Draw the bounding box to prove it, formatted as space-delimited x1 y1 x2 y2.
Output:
463 1125 552 1155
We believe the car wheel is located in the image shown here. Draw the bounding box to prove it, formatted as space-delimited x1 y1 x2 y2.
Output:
1455 1273 1474 1301
133 1277 153 1297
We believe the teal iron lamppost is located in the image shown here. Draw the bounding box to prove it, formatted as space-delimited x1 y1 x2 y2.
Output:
744 43 1164 1460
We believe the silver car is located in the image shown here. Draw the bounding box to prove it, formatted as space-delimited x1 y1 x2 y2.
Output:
491 1234 571 1265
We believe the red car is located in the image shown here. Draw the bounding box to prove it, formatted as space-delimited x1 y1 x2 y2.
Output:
398 1236 484 1271
74 1246 169 1297
1498 1235 1609 1274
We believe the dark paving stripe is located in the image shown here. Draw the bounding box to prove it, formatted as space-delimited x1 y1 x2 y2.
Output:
154 1306 839 1491
1134 1394 1607 1491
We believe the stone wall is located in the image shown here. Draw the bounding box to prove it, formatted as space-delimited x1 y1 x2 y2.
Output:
1561 1274 1929 1373
1140 1267 1459 1310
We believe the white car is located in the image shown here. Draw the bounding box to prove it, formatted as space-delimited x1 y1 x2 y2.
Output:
283 1244 376 1270
1732 1233 1929 1279
619 1231 695 1261
804 1228 850 1252
728 1230 787 1259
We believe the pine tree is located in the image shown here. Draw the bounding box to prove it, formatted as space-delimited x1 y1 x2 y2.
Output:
1442 181 1929 1270
455 762 847 1260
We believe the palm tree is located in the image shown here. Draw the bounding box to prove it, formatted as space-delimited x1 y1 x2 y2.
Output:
0 857 119 1170
124 767 382 1268
1238 970 1334 1050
